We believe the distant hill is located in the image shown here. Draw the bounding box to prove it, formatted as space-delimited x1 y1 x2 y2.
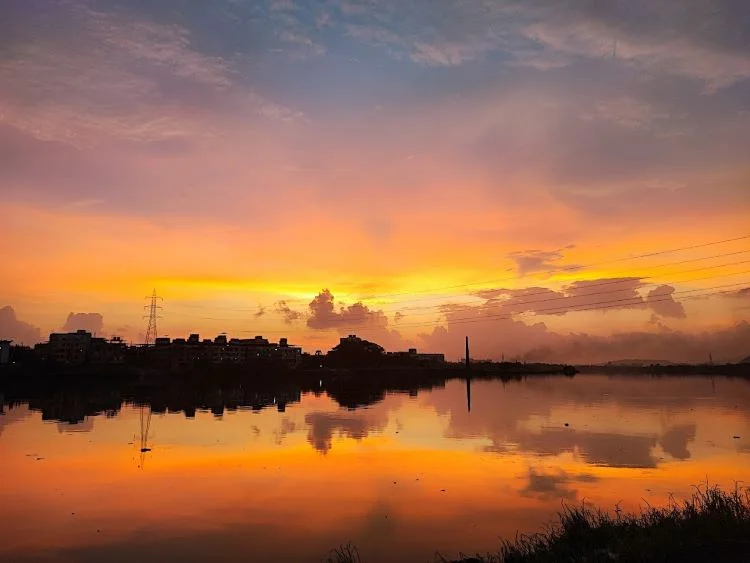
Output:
740 356 750 364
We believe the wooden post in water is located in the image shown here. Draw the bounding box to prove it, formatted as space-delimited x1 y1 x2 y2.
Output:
465 336 470 370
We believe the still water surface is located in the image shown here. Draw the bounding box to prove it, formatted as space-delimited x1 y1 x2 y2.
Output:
2 374 750 562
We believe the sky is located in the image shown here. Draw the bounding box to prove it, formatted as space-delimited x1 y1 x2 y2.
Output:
1 0 749 361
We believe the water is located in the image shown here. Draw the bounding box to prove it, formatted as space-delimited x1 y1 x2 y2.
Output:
1 374 749 562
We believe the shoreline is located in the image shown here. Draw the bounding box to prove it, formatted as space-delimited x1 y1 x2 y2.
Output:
327 485 750 563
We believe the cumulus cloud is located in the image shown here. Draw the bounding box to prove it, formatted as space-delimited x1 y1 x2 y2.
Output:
0 306 42 345
62 312 104 335
307 289 389 330
306 289 412 351
472 277 646 318
646 285 686 318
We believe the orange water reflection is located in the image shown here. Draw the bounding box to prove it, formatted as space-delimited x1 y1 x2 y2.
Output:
1 374 749 562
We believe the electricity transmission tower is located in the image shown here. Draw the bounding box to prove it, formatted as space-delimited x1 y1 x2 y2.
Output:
143 289 163 345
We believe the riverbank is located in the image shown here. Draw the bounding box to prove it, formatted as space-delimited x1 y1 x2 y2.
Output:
327 485 750 563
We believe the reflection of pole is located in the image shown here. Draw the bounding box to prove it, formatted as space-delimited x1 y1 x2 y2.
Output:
138 404 152 470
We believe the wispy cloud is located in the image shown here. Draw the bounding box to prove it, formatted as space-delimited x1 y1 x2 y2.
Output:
0 2 304 146
506 246 580 276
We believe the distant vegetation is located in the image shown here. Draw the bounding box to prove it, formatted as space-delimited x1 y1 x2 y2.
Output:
326 484 750 563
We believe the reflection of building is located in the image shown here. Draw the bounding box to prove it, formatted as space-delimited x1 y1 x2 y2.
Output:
0 340 10 364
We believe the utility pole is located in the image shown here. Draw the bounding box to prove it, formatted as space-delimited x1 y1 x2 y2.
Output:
465 336 472 413
143 289 163 346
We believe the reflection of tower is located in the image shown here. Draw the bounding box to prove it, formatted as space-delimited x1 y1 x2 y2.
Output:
143 289 163 345
136 404 152 470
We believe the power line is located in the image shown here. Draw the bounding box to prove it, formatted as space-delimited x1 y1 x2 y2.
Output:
381 268 750 321
368 249 750 311
162 268 750 327
164 247 750 316
354 234 750 301
140 237 750 337
376 260 750 317
348 283 749 331
369 253 750 314
170 281 748 337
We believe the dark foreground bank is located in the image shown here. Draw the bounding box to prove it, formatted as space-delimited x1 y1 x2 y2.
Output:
327 485 750 563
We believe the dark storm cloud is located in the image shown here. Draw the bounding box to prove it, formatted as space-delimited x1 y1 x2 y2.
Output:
0 306 42 345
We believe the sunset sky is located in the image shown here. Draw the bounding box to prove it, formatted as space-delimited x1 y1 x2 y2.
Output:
2 0 749 361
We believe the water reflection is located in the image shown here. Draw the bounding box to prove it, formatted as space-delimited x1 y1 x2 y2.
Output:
520 468 599 501
1 374 749 563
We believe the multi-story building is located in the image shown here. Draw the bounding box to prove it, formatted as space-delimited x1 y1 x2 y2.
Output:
388 348 446 365
48 330 92 365
90 336 126 364
0 340 10 365
142 333 301 370
43 331 127 365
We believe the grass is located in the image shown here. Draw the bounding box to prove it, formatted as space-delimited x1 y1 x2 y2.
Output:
326 484 750 563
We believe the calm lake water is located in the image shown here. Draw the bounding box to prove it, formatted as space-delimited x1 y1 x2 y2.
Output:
2 374 749 562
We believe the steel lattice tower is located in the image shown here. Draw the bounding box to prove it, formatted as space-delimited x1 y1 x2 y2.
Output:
143 289 163 345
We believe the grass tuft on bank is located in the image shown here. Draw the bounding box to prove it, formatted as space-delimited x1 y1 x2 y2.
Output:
327 484 750 563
